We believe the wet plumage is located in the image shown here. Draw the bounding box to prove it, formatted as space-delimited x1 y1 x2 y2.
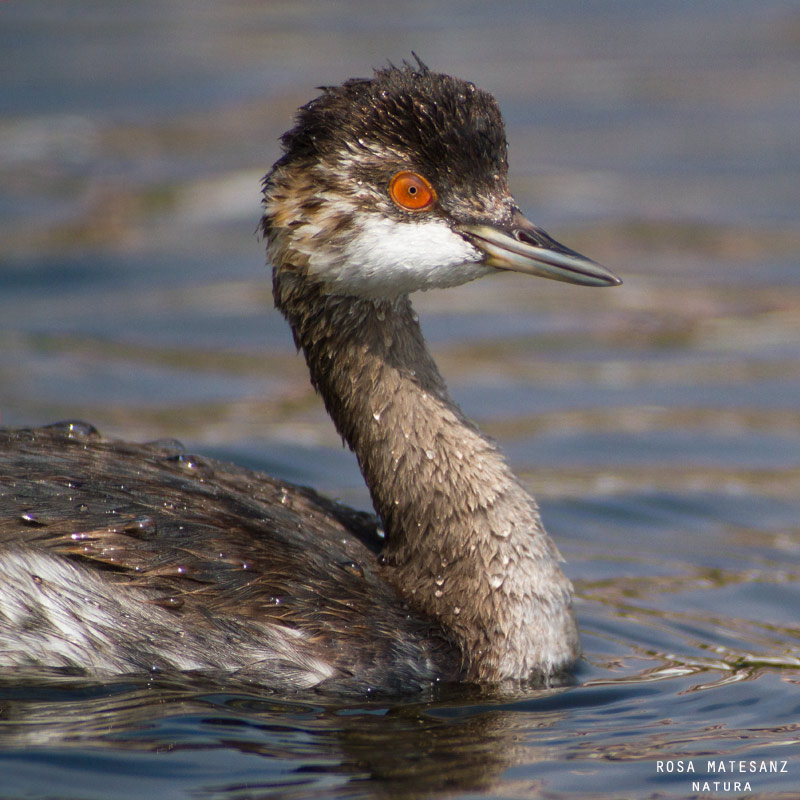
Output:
0 61 620 692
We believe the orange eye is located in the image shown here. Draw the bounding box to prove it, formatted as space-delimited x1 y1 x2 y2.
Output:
388 171 436 211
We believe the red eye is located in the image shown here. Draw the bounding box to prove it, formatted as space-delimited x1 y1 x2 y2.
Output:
388 171 436 211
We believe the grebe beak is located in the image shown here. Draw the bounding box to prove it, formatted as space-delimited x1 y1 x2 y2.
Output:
462 210 621 287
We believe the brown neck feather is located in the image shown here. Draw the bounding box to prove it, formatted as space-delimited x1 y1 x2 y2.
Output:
274 269 579 681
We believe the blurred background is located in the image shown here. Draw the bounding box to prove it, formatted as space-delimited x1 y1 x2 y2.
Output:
2 3 800 799
2 1 798 510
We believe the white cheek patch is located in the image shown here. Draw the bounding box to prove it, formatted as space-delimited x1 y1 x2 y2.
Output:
308 215 491 297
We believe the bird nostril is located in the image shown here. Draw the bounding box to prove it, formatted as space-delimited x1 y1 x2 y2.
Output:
515 228 538 247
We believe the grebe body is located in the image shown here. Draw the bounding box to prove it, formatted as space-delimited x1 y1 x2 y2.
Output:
0 61 620 692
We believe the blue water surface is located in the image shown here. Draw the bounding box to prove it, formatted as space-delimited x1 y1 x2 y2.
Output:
1 2 799 798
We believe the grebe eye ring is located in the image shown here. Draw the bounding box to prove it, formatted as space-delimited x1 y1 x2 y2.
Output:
388 171 436 211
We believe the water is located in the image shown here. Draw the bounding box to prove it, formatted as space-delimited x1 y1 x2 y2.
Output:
1 1 799 797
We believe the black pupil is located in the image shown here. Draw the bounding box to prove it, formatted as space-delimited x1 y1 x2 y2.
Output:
408 185 417 195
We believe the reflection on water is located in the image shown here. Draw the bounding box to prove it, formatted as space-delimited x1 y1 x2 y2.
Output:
1 664 797 798
1 0 799 798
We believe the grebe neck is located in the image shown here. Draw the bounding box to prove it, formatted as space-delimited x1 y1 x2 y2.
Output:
274 271 579 681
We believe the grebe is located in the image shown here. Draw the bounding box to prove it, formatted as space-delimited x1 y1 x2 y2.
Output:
0 61 620 692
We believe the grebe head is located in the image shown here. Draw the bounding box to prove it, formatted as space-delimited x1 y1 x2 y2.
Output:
263 59 621 299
